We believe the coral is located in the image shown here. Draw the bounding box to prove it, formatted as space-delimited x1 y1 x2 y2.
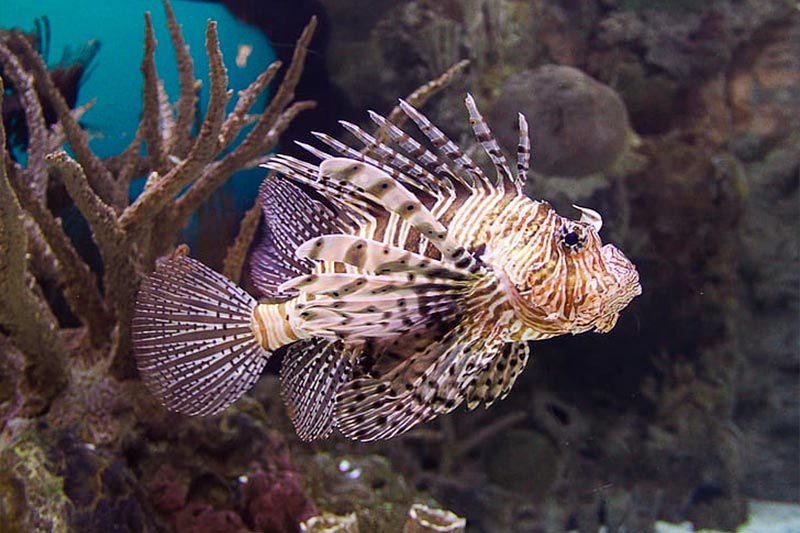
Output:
174 502 249 533
0 335 26 423
144 464 190 513
1 20 99 153
46 364 138 447
304 453 441 532
0 422 159 532
0 0 315 408
403 503 465 533
0 1 325 530
298 504 466 533
0 0 317 389
242 469 319 531
0 424 73 533
301 512 358 532
119 398 320 531
0 78 68 414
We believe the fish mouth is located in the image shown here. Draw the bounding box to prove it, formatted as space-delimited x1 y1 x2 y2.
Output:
599 243 642 317
602 244 641 291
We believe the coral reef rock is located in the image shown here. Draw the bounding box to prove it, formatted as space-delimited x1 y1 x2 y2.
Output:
490 65 630 177
0 423 157 532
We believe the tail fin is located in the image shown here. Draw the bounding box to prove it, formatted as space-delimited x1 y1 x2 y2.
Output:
132 256 270 416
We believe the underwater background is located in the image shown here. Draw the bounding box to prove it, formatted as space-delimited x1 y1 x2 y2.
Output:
3 0 277 263
0 0 798 532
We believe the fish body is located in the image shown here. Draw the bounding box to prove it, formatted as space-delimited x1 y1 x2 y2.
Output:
132 95 641 441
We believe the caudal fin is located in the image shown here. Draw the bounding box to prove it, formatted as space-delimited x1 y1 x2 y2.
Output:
132 256 270 416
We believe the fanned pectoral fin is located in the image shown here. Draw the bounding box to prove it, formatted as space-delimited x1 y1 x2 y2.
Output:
465 341 531 409
132 256 269 416
285 269 466 340
280 339 355 441
334 326 505 442
299 294 461 339
295 234 473 281
251 177 355 299
260 176 354 256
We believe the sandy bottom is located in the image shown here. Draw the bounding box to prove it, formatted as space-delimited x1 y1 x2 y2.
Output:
656 501 800 533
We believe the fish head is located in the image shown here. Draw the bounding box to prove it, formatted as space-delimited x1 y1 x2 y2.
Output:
588 241 642 333
518 204 641 335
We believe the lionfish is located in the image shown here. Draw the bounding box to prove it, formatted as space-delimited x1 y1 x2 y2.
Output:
132 95 641 442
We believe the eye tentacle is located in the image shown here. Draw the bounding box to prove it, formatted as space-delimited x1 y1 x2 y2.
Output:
573 204 603 232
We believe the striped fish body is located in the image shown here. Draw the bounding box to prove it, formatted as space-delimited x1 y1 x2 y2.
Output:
132 95 641 442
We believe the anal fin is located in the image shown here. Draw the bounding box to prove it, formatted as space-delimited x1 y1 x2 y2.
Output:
280 339 355 441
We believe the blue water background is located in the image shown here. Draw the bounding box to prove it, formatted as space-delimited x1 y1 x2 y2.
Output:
1 0 276 244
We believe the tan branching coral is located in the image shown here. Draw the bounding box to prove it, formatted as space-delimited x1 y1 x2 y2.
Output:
0 79 68 414
0 0 316 414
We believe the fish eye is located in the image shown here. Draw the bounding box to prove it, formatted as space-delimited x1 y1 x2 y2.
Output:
564 231 580 246
560 225 586 252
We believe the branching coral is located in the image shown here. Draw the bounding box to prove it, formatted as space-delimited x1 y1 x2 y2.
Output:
0 79 67 414
0 0 317 414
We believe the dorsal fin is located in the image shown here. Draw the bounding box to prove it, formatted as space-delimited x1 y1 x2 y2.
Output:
318 158 483 273
307 130 435 198
367 110 466 194
262 155 382 227
260 177 352 256
248 221 307 299
337 120 451 197
516 113 531 192
399 99 494 192
464 93 515 193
